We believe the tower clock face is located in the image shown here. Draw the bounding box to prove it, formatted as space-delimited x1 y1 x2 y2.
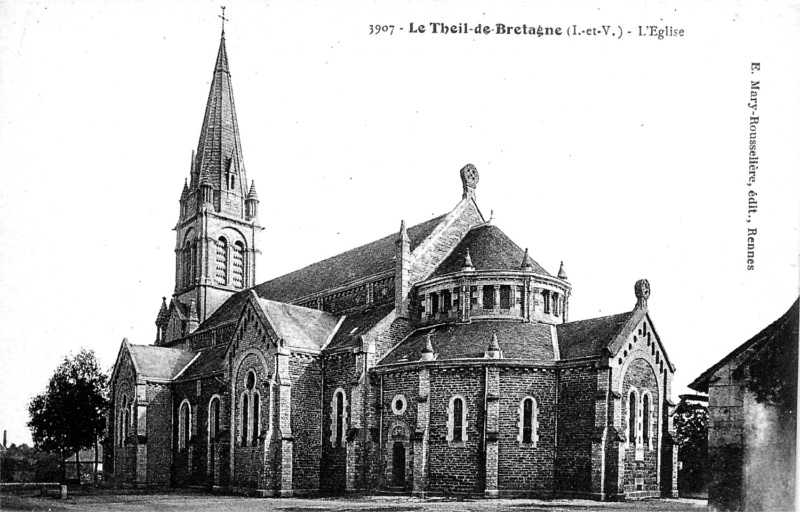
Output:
460 164 479 187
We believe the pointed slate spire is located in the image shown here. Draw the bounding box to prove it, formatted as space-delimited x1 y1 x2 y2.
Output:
193 30 246 197
156 297 168 324
557 261 568 280
246 180 259 200
420 333 435 361
520 248 533 271
485 331 502 359
397 220 411 245
180 179 190 201
155 297 168 345
462 248 475 271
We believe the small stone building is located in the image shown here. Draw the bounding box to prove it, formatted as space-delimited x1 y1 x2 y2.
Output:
107 30 680 500
689 298 798 511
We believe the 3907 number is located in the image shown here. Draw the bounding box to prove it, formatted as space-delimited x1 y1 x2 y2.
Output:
369 25 395 35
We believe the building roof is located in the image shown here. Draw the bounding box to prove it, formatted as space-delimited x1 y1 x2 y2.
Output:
378 321 556 365
325 303 395 351
191 32 247 196
431 224 550 277
256 298 341 351
175 345 227 381
199 214 446 331
556 312 635 360
689 298 799 393
128 344 198 381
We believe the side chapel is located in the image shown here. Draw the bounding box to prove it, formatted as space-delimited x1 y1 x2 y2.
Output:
108 29 679 500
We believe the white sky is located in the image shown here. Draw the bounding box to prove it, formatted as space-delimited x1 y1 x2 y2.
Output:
0 0 798 447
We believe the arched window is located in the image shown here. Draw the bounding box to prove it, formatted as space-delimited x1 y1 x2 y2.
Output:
628 390 637 446
642 393 651 447
208 396 220 440
447 395 468 444
329 388 348 447
178 400 191 451
518 396 539 446
335 392 344 445
453 398 463 442
543 290 551 314
119 395 129 446
215 237 228 285
241 393 249 447
252 392 260 445
553 293 560 316
232 241 245 289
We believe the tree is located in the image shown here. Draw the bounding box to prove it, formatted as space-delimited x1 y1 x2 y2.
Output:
28 349 108 483
674 400 708 494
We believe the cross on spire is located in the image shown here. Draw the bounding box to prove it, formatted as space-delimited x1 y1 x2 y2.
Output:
219 6 229 34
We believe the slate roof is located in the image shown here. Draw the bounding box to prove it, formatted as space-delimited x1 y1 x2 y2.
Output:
175 345 227 381
200 214 446 331
378 321 556 366
128 344 198 381
431 224 550 277
257 298 341 351
325 303 395 351
556 312 634 360
689 298 799 393
191 32 247 194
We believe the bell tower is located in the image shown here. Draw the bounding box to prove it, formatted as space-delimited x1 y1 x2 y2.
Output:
171 29 262 325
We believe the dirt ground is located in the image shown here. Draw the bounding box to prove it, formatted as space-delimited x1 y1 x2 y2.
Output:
1 491 707 512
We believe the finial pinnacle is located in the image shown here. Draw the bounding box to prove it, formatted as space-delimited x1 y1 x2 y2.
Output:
219 6 229 34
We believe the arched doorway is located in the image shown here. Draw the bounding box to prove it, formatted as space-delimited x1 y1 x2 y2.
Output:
392 442 406 487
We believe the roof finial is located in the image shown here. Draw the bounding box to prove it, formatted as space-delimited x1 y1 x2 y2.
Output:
520 248 533 271
634 279 650 309
219 6 229 35
485 331 502 359
557 261 568 280
420 333 435 361
462 248 475 271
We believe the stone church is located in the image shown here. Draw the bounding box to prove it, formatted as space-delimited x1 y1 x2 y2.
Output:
108 30 679 500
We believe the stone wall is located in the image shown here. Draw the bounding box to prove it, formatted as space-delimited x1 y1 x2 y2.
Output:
554 365 596 495
289 353 323 494
321 351 356 493
496 367 557 496
427 367 484 495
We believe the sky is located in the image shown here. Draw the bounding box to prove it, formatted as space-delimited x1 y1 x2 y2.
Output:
0 0 798 447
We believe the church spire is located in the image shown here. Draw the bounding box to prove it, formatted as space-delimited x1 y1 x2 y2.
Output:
191 29 246 205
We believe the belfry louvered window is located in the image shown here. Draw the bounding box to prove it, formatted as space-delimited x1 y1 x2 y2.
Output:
215 237 228 285
232 241 245 289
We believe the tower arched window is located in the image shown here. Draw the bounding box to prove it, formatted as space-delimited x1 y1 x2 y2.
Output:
215 237 228 285
232 241 245 289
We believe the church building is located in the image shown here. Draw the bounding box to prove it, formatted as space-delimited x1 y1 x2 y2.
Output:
108 30 679 500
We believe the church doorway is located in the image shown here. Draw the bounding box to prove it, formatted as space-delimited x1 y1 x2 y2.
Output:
392 442 406 487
